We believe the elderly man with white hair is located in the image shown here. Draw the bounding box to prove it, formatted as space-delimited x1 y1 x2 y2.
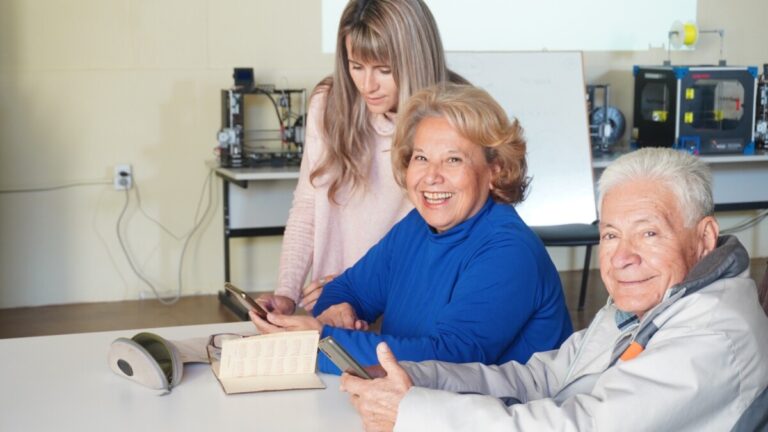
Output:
340 147 768 432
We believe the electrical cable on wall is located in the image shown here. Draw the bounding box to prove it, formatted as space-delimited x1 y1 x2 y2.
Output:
0 179 112 194
134 183 187 240
0 169 217 305
115 169 216 305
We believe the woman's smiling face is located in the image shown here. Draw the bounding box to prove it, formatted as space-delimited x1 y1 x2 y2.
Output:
406 116 495 233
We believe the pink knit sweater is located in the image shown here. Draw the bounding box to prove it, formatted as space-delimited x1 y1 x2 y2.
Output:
275 90 413 302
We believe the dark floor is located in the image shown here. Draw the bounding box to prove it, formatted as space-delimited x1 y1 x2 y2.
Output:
1 259 765 339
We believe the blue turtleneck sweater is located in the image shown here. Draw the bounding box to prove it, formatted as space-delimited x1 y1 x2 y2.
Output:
313 198 572 374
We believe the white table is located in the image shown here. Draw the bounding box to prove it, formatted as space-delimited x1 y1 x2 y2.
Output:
0 322 363 431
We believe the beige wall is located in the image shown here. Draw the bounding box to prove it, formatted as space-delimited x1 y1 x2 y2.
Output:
1 0 766 308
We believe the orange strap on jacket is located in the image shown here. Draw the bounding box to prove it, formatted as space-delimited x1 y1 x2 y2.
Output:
620 341 645 361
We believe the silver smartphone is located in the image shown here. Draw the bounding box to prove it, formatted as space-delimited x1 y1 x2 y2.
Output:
224 283 269 320
318 336 372 379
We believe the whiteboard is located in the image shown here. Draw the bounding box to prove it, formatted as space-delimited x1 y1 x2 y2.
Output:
446 51 596 226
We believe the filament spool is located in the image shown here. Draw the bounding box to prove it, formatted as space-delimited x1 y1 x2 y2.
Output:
669 21 699 49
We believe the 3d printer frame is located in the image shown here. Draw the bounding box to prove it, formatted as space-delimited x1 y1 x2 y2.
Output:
218 85 307 168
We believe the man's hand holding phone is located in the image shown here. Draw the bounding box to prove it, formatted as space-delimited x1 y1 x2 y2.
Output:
339 342 412 432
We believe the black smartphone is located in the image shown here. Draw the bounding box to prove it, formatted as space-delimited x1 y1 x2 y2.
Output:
318 336 372 379
224 283 269 320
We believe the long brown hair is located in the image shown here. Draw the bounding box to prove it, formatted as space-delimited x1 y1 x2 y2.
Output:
311 0 465 203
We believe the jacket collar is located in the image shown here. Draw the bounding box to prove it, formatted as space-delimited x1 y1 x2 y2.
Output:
672 235 750 297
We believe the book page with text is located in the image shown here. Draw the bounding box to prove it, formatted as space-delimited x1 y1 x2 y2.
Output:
218 331 319 379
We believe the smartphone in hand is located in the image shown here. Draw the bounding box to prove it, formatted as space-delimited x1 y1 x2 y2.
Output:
318 336 372 379
225 283 269 321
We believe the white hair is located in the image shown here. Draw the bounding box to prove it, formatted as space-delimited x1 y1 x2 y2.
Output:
597 148 714 227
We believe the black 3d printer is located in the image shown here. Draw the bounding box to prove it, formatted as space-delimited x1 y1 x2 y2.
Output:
632 21 760 155
217 68 306 167
632 65 758 155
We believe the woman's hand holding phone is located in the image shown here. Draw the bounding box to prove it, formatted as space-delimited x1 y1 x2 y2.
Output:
225 283 270 320
251 311 323 335
256 293 296 315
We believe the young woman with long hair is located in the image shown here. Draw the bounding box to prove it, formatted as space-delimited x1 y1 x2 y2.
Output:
259 0 466 314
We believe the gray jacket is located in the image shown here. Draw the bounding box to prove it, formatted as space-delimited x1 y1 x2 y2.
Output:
396 236 768 431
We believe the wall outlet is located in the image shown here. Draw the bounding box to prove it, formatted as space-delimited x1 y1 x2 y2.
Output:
114 164 133 190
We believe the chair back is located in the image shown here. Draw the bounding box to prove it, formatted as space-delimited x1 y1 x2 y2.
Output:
730 384 768 431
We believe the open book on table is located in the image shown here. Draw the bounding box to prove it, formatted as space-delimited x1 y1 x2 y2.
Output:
211 330 325 394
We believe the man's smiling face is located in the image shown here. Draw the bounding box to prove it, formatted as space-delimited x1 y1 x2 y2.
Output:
598 179 705 318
